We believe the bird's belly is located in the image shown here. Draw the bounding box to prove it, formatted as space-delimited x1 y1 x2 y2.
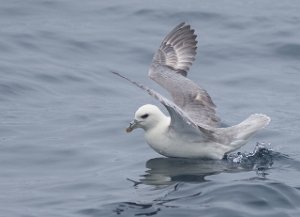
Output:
145 132 226 159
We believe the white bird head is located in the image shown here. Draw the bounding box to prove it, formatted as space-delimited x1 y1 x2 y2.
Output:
126 104 166 132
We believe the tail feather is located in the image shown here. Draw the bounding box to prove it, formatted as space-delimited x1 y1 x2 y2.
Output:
222 113 271 152
233 113 271 140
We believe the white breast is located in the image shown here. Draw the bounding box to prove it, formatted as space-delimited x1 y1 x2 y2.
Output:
144 119 228 159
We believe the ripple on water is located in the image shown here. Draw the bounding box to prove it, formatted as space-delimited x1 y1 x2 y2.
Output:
0 81 36 100
274 43 300 59
265 42 300 60
78 180 300 217
77 148 300 217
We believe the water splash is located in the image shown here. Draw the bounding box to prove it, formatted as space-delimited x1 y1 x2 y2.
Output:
224 142 274 175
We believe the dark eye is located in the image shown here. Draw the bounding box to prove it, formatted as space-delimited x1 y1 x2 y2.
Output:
141 114 149 119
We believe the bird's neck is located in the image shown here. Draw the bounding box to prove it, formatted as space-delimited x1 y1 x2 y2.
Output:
145 114 170 134
144 115 170 152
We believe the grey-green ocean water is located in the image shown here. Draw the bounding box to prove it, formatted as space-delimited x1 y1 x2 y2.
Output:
1 1 300 216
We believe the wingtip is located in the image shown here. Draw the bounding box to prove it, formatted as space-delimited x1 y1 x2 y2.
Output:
172 22 194 34
110 70 124 79
178 22 188 28
110 70 118 75
152 22 197 74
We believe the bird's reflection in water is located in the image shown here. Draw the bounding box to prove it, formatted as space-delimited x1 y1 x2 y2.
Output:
126 145 276 186
140 157 229 185
136 144 275 186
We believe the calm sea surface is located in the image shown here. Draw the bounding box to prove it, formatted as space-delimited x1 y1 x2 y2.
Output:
1 1 300 216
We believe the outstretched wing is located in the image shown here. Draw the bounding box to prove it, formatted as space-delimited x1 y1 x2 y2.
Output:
151 22 197 76
149 22 220 127
111 71 213 140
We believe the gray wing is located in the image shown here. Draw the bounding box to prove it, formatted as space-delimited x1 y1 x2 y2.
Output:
111 71 213 140
149 22 220 127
